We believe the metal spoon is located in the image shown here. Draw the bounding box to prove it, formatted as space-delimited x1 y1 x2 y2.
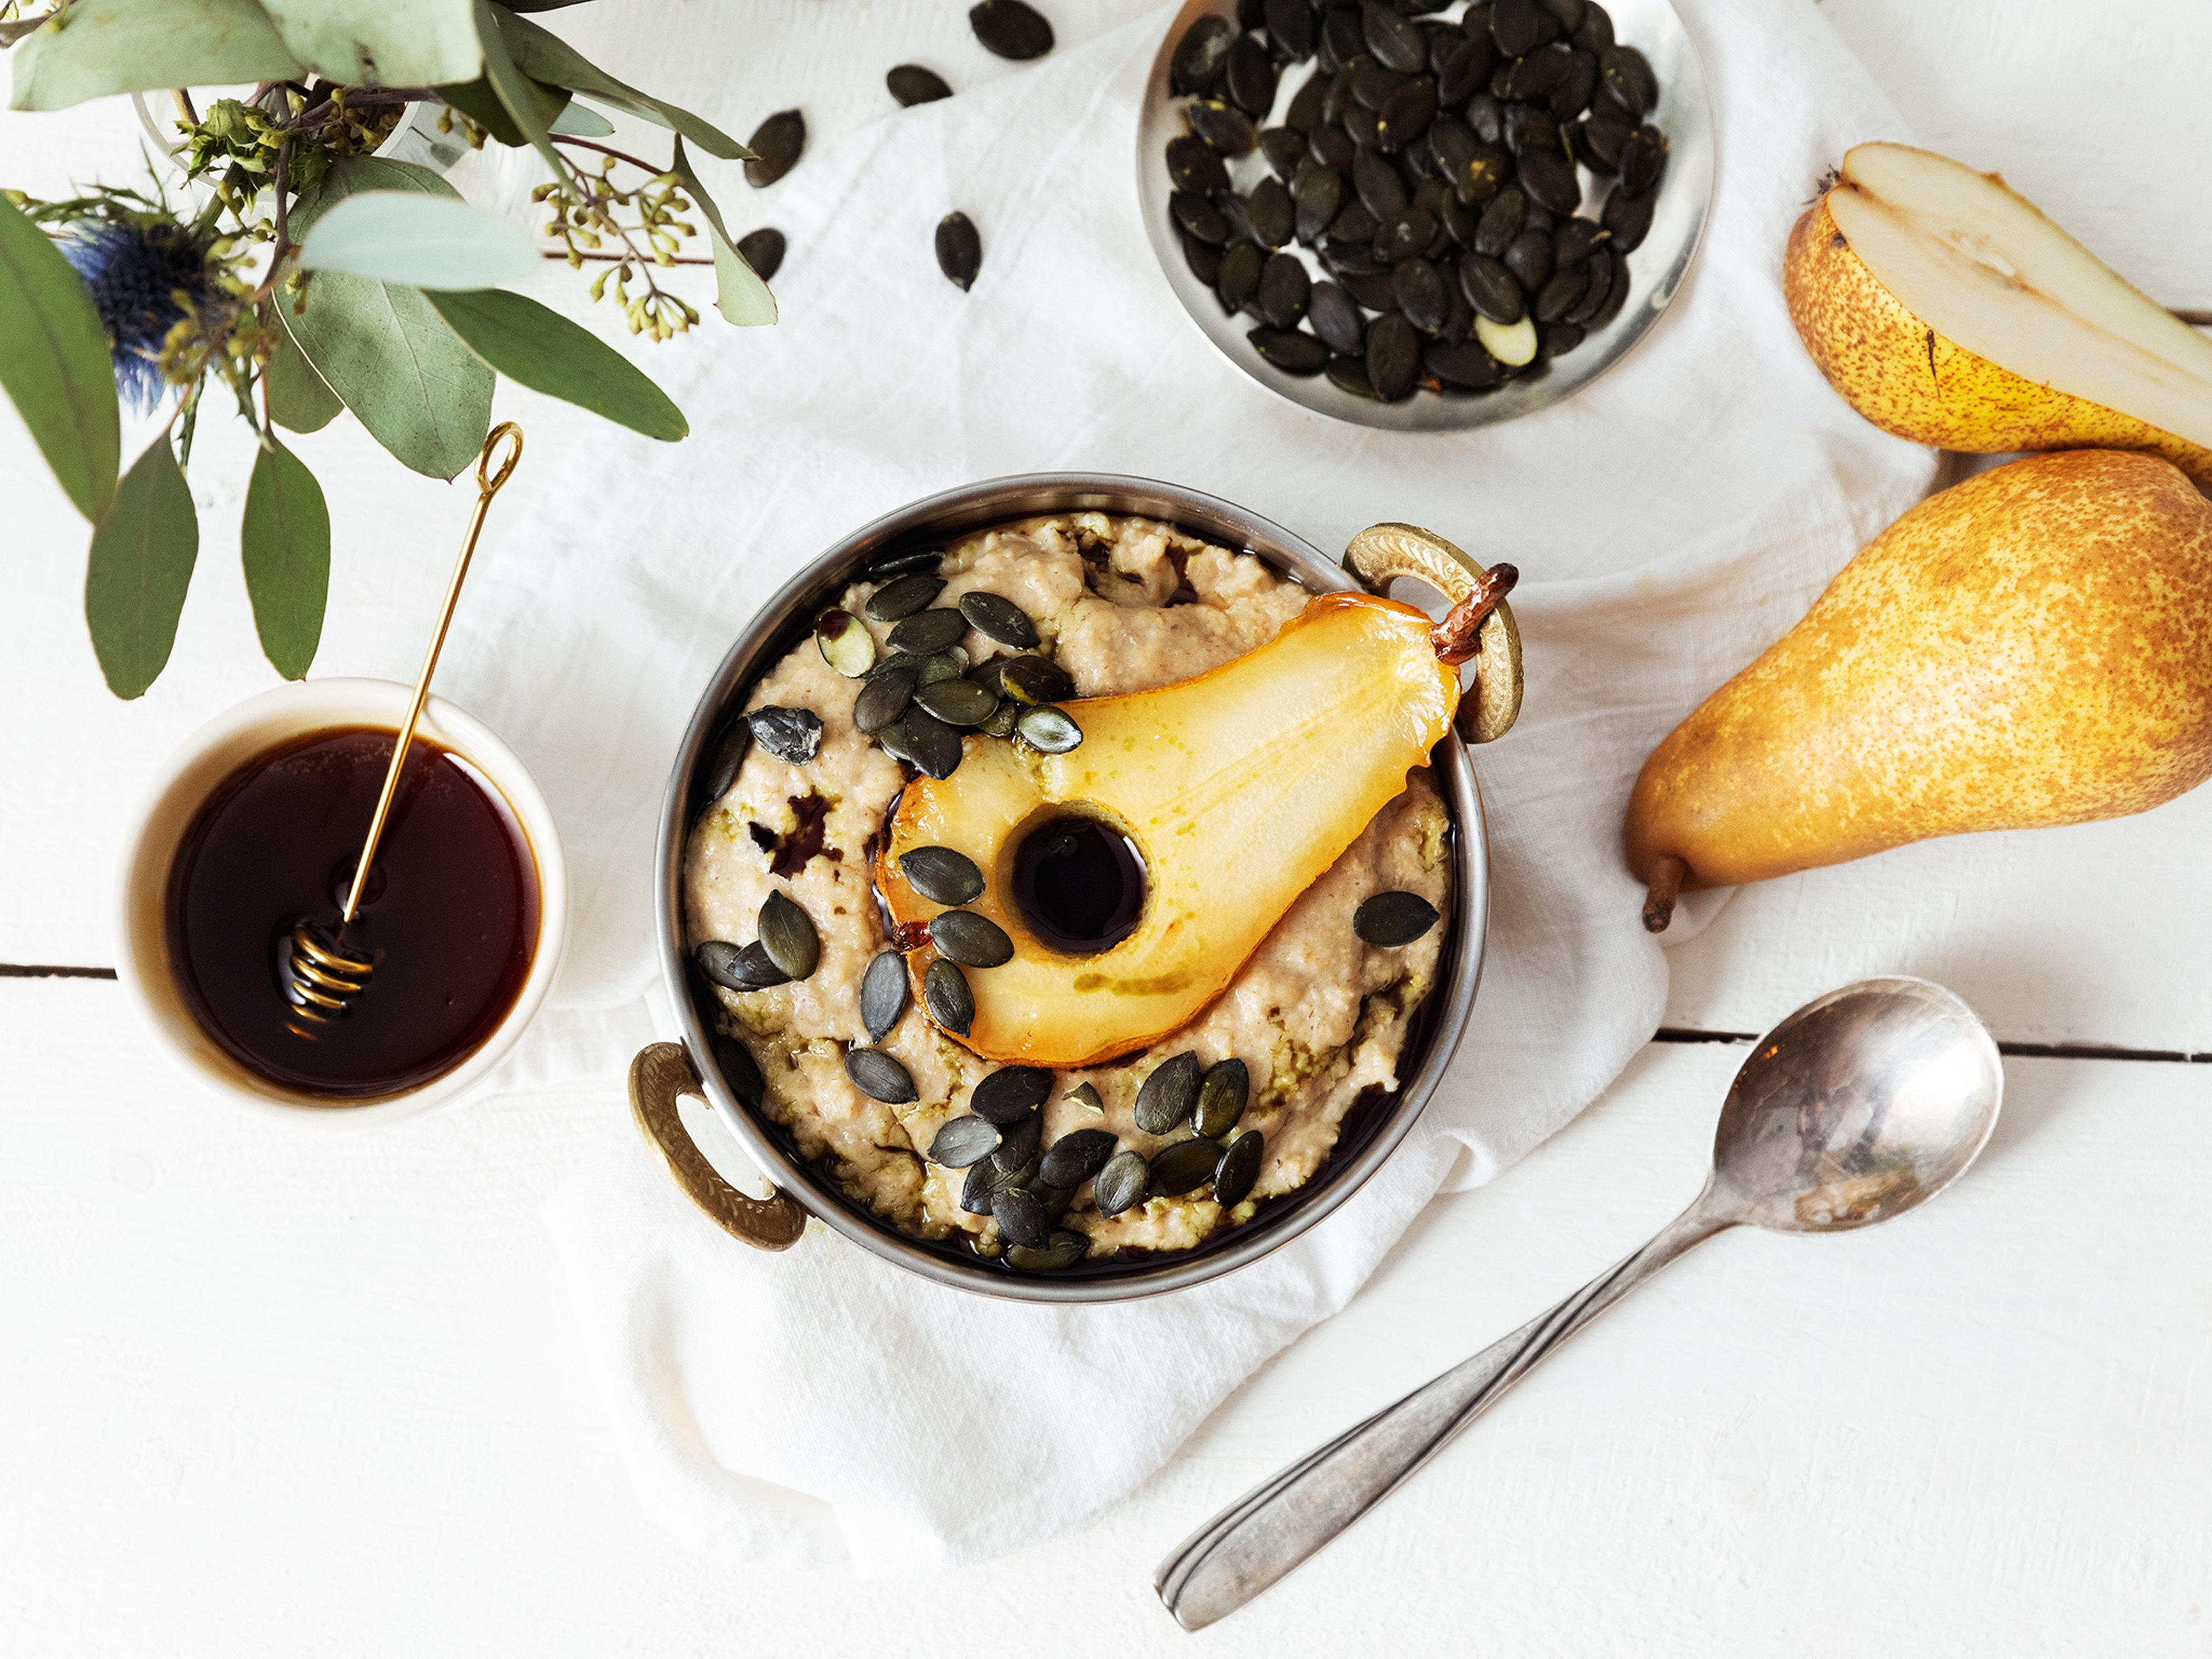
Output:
1154 975 2003 1630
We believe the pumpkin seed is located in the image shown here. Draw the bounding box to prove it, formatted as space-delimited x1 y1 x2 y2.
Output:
1093 1149 1151 1217
1618 123 1667 195
1286 69 1329 131
1325 235 1387 278
881 709 963 779
998 654 1076 705
1215 238 1263 312
1171 13 1233 96
961 1156 1016 1214
1214 1130 1264 1207
854 665 917 734
1464 89 1506 146
1503 224 1554 291
900 846 985 905
845 1045 917 1104
1458 250 1524 323
1588 245 1631 328
935 210 982 291
1473 185 1525 255
1218 190 1260 246
970 0 1053 60
1392 256 1447 332
1308 280 1368 354
865 573 944 623
1040 1127 1118 1187
743 109 804 188
1349 63 1406 113
1257 253 1310 328
1601 181 1654 251
993 1107 1043 1173
867 547 942 579
1030 1179 1073 1219
1545 0 1589 30
1247 326 1327 375
916 676 998 727
815 608 876 677
1363 2 1427 71
1193 1058 1250 1138
1149 1137 1225 1197
1503 103 1559 155
1354 889 1441 944
749 706 823 764
1599 43 1656 113
1574 0 1614 53
1014 704 1084 753
1590 69 1639 126
1453 141 1511 206
1376 76 1437 151
1550 44 1598 120
1423 336 1503 388
1326 354 1380 397
736 228 785 281
1541 319 1586 356
1247 178 1296 250
714 1033 765 1109
1134 1051 1202 1135
1552 209 1607 268
1186 98 1259 157
1320 5 1365 70
991 1187 1050 1248
1366 312 1420 399
1294 167 1344 244
1225 32 1277 115
1475 309 1539 365
1534 261 1588 321
1066 1081 1106 1116
1491 0 1541 56
924 957 976 1035
971 1065 1052 1124
758 890 819 980
700 715 751 801
980 699 1020 737
932 908 1015 968
1338 268 1397 310
953 590 1035 649
1006 1229 1088 1271
1172 190 1231 246
1267 0 1318 60
1309 120 1356 171
887 64 953 107
1340 100 1381 151
929 1113 1000 1167
697 938 790 992
1437 37 1491 103
1352 147 1408 220
1374 205 1436 264
861 949 909 1039
887 607 969 656
1167 133 1232 197
1260 126 1309 181
1564 250 1612 324
919 649 969 687
1513 140 1578 213
1182 228 1225 285
1509 40 1575 99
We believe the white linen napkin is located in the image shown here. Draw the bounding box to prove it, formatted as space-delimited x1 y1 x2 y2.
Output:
450 0 1941 1571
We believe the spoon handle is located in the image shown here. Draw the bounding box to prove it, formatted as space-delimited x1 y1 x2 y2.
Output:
1154 1200 1731 1630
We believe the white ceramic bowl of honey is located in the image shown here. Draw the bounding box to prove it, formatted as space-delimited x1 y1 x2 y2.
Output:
115 679 568 1127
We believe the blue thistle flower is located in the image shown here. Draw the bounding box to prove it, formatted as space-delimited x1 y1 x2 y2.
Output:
61 217 214 411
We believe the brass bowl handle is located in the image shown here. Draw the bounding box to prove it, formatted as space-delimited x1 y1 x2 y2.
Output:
1345 522 1524 744
627 1041 809 1251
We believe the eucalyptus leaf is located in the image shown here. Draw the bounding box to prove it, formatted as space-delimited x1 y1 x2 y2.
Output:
436 72 569 148
671 135 777 327
499 0 596 9
281 160 493 479
0 191 118 521
426 287 686 440
257 0 480 86
240 437 329 680
85 437 198 700
471 0 566 181
298 191 540 290
548 99 615 137
261 304 343 432
490 3 748 159
7 0 302 111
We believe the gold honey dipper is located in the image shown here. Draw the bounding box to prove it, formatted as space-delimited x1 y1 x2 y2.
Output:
285 422 524 1027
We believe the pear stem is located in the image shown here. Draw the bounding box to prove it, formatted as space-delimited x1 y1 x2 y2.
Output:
1431 563 1519 666
1641 856 1685 934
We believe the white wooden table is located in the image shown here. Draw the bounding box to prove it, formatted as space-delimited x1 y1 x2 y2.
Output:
5 3 2210 1653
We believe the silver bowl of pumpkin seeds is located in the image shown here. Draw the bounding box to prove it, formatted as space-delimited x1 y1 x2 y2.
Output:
628 474 1496 1302
1138 0 1713 429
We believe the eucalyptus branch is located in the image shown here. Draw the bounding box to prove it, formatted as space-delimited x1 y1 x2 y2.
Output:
548 248 713 266
550 135 668 175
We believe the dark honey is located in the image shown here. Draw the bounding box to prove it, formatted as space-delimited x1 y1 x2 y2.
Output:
1010 815 1146 955
166 726 539 1097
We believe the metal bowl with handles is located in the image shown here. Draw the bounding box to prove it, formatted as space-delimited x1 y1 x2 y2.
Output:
627 475 1523 1303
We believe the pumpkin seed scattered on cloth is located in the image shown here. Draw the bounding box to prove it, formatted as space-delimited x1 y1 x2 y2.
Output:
713 1033 765 1108
956 590 1039 648
865 572 945 622
1213 1129 1264 1207
971 1065 1053 1124
1354 889 1441 945
1006 1229 1088 1271
1149 1136 1226 1198
815 608 874 676
735 228 785 282
1134 1051 1202 1135
1039 1127 1117 1188
1158 0 1662 404
860 949 910 1040
899 846 985 906
743 109 805 188
931 908 1014 968
1192 1058 1249 1138
748 706 822 764
757 890 820 980
887 65 953 107
845 1045 918 1104
1014 704 1082 753
923 957 976 1035
1092 1149 1151 1217
696 938 790 992
929 1113 1001 1167
969 0 1054 60
935 211 983 291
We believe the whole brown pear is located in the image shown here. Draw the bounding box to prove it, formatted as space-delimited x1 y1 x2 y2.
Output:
1626 450 2212 928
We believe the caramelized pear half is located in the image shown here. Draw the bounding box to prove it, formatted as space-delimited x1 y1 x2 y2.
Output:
879 592 1460 1067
